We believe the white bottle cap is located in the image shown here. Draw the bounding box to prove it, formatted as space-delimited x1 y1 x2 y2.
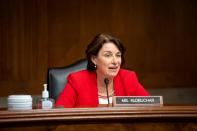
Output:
42 84 49 98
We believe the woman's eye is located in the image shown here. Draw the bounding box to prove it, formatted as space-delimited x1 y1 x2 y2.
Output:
116 54 121 57
104 54 111 57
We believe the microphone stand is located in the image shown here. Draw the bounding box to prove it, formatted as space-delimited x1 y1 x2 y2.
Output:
104 78 110 107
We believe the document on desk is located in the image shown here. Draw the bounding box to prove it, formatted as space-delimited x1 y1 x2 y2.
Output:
113 96 163 107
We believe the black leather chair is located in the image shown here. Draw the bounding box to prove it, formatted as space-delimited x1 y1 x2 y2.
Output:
47 59 87 100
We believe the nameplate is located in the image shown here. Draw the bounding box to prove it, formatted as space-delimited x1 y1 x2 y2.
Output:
113 96 163 107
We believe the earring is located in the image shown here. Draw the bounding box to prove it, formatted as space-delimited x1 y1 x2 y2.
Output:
94 64 97 69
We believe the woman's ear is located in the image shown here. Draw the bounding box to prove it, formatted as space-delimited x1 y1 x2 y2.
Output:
91 56 97 65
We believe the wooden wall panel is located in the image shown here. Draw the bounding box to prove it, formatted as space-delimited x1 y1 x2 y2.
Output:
0 0 48 95
48 0 81 66
0 0 197 97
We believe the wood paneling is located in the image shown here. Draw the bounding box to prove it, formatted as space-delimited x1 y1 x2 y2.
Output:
0 0 197 96
0 0 48 95
0 106 197 130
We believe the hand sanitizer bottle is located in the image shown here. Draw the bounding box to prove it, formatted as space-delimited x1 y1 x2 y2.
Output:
38 84 54 109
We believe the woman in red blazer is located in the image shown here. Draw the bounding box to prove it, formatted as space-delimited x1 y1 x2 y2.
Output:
56 33 150 108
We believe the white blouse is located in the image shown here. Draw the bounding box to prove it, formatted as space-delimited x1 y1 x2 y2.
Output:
98 96 113 104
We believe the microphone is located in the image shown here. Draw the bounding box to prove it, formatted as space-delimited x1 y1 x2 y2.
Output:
104 78 110 106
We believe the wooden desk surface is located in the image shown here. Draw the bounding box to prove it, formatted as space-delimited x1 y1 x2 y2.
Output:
0 106 197 123
0 106 197 130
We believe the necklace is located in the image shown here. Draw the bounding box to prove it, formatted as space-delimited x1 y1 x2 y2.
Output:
98 84 114 97
98 90 114 97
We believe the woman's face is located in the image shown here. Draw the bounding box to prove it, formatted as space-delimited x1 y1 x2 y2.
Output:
92 42 122 79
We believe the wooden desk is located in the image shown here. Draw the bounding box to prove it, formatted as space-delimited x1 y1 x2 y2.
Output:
0 106 197 131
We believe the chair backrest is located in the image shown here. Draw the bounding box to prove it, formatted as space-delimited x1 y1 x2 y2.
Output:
47 59 87 100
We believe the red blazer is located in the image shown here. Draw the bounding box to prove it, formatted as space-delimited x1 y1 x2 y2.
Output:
56 69 150 108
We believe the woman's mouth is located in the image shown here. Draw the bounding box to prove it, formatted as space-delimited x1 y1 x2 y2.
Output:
108 66 118 72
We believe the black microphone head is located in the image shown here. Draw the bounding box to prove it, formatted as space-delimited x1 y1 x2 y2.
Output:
104 78 109 85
